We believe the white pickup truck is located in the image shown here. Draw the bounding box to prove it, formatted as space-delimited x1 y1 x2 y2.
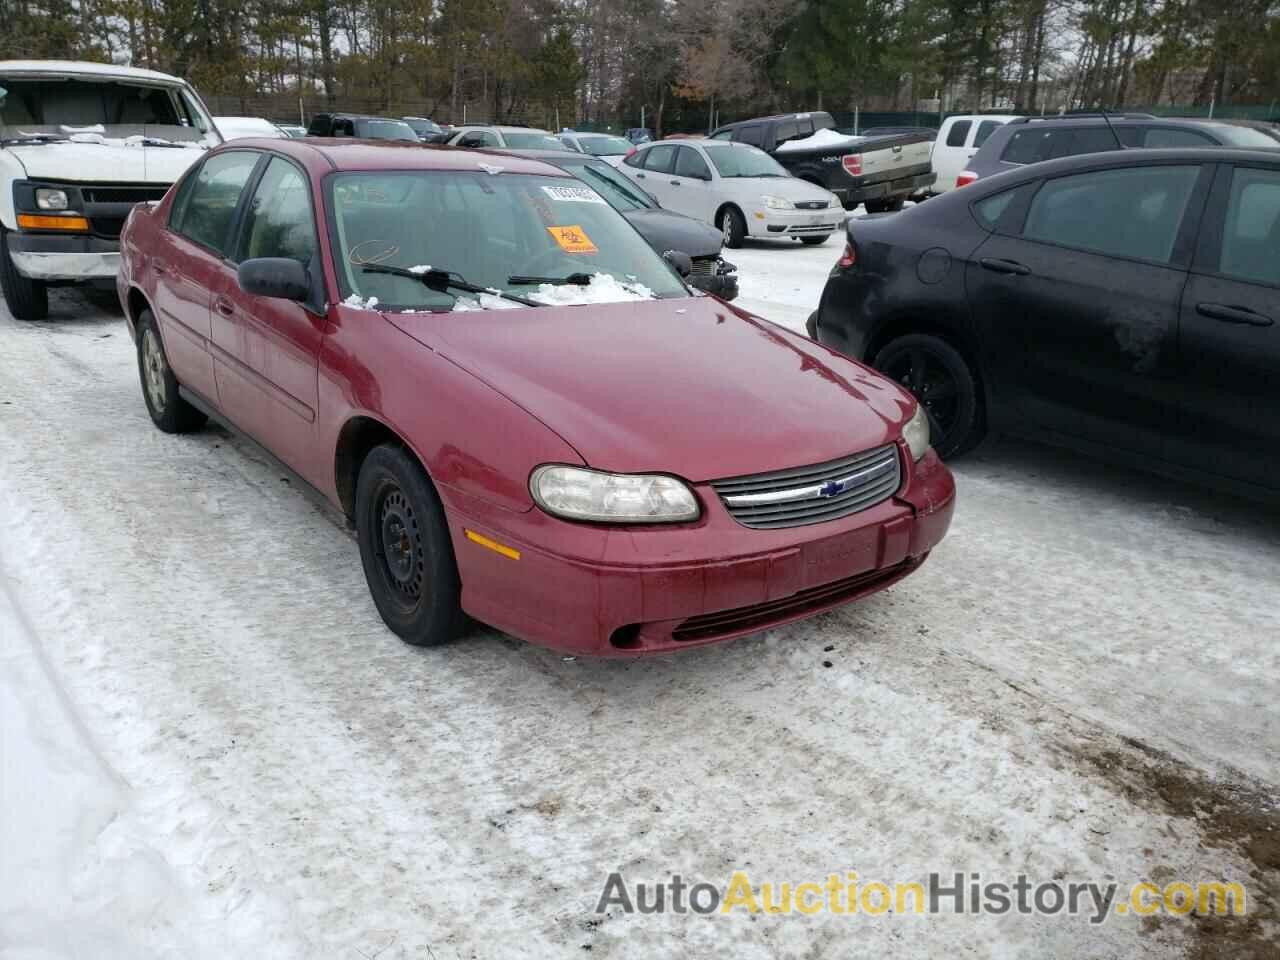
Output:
0 60 221 320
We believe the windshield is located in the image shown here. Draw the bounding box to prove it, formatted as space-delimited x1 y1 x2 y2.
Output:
354 119 418 141
1211 125 1280 148
566 159 653 211
581 135 633 157
505 132 569 150
702 144 790 178
0 75 212 142
327 171 686 310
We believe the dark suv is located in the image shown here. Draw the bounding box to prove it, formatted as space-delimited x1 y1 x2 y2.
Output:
305 114 419 141
809 147 1280 499
959 114 1279 186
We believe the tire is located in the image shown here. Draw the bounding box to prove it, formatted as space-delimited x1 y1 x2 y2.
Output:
883 196 907 212
355 444 464 647
862 199 886 215
805 311 819 339
873 333 984 459
718 206 746 249
0 226 49 321
136 310 207 433
801 235 830 246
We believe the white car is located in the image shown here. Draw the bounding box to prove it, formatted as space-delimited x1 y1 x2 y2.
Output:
930 114 1019 193
0 60 221 320
446 125 568 150
214 116 288 140
620 139 844 248
557 132 635 166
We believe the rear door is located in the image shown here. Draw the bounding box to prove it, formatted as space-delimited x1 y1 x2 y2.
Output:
154 150 262 405
212 154 325 474
1173 161 1280 489
630 143 678 205
966 160 1209 456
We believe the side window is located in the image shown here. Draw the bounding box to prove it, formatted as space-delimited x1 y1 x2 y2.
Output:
623 148 646 167
1023 164 1200 263
797 117 814 137
945 120 972 147
1217 167 1280 286
1066 127 1122 156
237 157 317 268
167 166 201 230
332 119 352 137
482 130 500 146
1143 127 1216 148
710 130 733 140
643 143 677 174
1001 128 1062 164
734 125 764 148
775 120 799 143
973 120 1001 148
971 184 1032 231
674 146 711 180
176 151 260 254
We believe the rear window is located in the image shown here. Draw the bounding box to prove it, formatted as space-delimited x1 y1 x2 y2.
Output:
353 119 418 141
1141 127 1216 148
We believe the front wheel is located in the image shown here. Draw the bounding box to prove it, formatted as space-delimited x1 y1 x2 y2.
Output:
718 207 746 249
355 444 464 647
873 333 984 459
0 227 49 321
800 235 830 246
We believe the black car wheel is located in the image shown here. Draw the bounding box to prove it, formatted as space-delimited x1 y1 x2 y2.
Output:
0 227 49 321
801 235 830 246
355 444 464 647
874 333 984 459
718 207 746 249
805 311 819 339
136 310 207 433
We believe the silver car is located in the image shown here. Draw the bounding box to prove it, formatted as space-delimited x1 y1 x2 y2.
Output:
619 140 844 248
557 132 636 167
446 125 568 150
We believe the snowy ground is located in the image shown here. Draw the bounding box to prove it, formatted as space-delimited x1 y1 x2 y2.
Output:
1 246 1277 959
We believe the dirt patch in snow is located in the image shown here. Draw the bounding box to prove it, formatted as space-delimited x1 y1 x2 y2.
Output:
1060 734 1280 958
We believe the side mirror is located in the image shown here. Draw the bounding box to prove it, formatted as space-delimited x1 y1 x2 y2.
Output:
238 258 310 302
663 250 693 278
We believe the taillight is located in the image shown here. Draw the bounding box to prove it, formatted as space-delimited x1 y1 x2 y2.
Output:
837 241 856 269
955 171 977 188
841 154 863 177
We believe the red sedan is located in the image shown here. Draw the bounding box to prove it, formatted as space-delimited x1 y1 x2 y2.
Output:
117 138 955 655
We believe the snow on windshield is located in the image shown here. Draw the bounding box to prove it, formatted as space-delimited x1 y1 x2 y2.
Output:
451 274 654 311
776 127 863 153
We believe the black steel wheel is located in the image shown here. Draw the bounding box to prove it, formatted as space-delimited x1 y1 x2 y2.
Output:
873 333 984 459
355 444 464 646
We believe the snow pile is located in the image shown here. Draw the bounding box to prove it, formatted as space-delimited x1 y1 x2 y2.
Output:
341 293 379 309
451 293 526 311
776 127 863 153
527 273 653 306
407 264 433 274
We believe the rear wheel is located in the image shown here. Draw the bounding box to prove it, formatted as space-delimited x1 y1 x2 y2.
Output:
355 444 464 647
718 207 746 249
800 235 830 246
136 310 207 433
805 311 819 339
0 226 49 321
873 333 984 459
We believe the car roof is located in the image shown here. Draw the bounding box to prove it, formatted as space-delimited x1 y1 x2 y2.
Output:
945 114 1018 123
976 145 1280 184
218 137 579 175
0 59 186 84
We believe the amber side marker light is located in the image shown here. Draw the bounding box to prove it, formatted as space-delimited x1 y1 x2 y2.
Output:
17 213 91 232
464 528 521 560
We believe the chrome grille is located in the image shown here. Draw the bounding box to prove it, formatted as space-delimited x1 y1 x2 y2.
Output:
689 255 717 277
711 445 901 529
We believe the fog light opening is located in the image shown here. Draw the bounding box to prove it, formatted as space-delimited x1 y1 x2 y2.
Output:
609 624 642 649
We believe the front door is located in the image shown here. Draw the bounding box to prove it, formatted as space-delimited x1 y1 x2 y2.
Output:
1173 162 1280 489
212 155 325 477
966 161 1208 457
667 145 716 223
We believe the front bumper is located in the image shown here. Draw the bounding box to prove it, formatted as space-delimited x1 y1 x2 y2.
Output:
7 234 121 281
751 207 843 238
445 447 955 656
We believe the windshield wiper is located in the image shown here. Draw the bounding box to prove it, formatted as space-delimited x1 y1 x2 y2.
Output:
507 272 593 286
1 134 68 146
360 264 538 307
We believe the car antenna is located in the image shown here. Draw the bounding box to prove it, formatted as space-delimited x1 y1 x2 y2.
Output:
1100 107 1125 150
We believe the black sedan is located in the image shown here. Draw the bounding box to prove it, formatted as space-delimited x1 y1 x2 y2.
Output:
501 149 738 300
809 147 1280 498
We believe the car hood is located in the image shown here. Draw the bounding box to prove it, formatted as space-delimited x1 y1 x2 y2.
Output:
723 175 835 203
389 297 913 482
5 140 208 183
624 208 724 259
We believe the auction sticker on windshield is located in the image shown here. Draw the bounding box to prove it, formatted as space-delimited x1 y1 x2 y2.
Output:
542 185 607 204
548 225 599 254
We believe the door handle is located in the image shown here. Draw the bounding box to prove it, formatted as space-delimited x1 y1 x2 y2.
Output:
213 298 235 317
670 179 680 186
1195 302 1273 327
980 257 1031 276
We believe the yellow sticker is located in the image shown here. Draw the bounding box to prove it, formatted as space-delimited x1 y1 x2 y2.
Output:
547 225 598 255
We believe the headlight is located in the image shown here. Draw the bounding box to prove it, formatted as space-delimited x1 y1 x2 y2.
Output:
903 404 930 462
530 465 700 523
761 195 793 210
35 188 70 211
